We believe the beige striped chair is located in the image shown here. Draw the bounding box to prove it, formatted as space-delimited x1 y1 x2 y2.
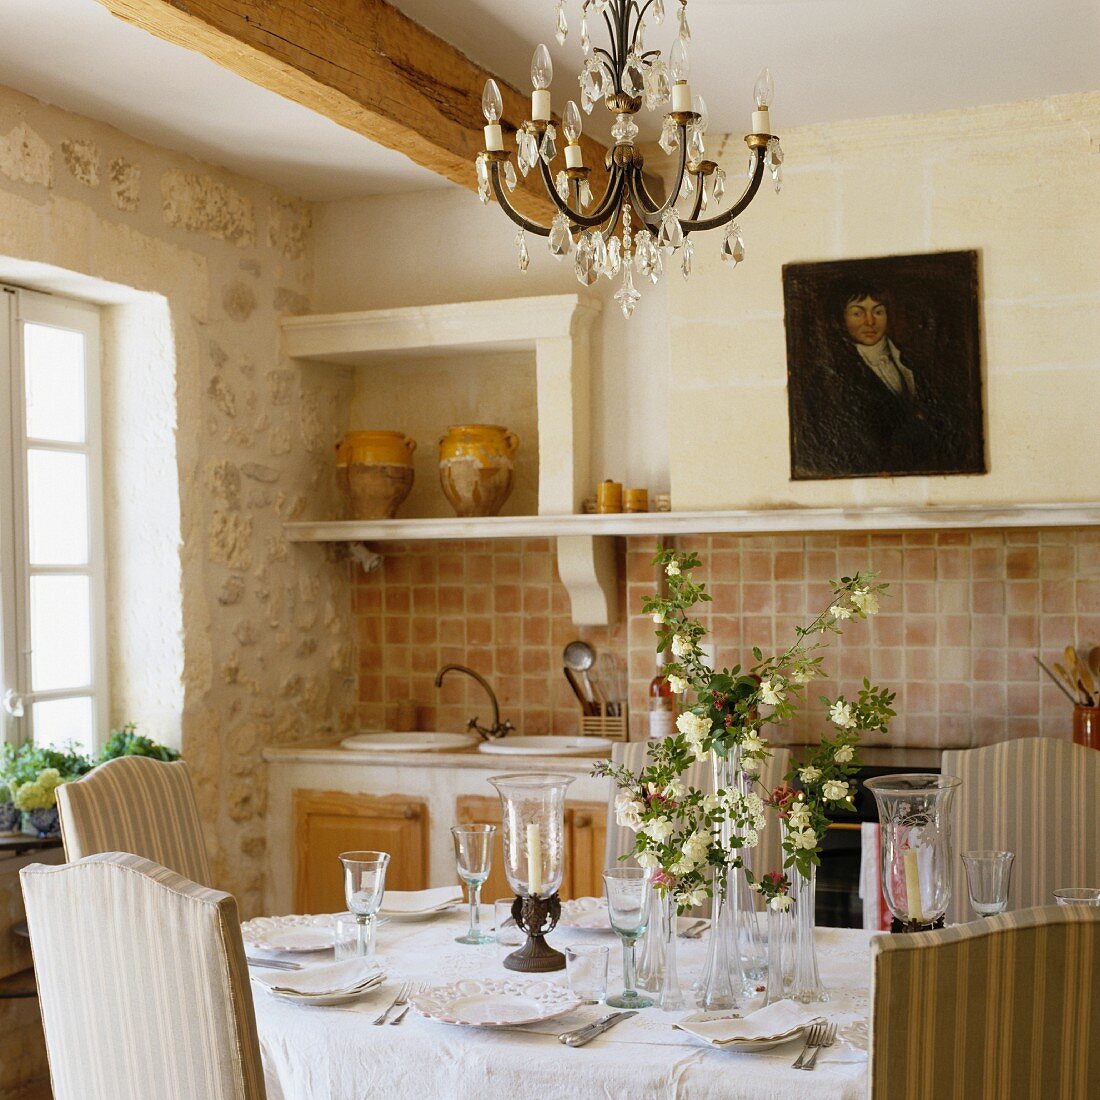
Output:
943 738 1100 922
57 755 213 886
869 904 1100 1099
604 741 791 884
21 852 266 1100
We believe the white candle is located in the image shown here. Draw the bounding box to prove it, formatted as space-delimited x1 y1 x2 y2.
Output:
532 89 552 122
671 80 692 113
903 848 924 923
565 143 583 169
484 123 503 152
526 823 543 896
752 107 771 134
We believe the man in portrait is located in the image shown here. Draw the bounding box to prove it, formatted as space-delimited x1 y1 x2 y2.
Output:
783 251 986 480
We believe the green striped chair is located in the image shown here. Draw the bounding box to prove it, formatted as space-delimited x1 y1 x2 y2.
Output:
942 737 1100 922
57 755 213 886
869 904 1100 1099
21 852 266 1100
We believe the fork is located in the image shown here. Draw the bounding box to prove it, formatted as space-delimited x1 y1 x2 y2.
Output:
801 1021 837 1070
681 919 710 939
389 981 428 1025
372 981 410 1026
792 1023 825 1069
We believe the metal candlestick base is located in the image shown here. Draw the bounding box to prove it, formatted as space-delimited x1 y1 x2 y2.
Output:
504 892 565 972
891 916 946 934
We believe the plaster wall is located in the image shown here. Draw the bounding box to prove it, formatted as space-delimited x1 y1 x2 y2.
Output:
667 92 1100 509
0 83 355 921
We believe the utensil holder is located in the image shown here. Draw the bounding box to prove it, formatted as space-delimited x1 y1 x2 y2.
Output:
1073 705 1099 750
580 705 630 742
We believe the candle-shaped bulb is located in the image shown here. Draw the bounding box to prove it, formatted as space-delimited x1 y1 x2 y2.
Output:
531 43 554 90
482 79 503 124
670 38 690 82
754 67 774 109
563 100 583 143
693 94 708 132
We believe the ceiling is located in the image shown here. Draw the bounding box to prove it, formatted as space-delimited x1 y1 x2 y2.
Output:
0 0 1095 201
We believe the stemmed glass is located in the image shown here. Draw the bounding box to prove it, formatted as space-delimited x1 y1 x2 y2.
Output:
602 867 653 1010
339 850 390 958
961 851 1014 918
452 824 496 945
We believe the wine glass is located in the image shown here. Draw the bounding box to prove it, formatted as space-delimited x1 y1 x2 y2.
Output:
961 851 1014 918
451 824 496 945
339 850 390 958
1053 888 1100 906
602 867 653 1009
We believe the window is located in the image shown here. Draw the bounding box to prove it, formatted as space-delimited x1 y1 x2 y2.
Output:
0 288 106 753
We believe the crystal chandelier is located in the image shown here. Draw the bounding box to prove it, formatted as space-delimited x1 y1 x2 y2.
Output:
475 0 783 318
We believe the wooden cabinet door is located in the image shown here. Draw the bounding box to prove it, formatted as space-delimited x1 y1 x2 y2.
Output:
454 795 508 905
294 790 429 914
565 802 608 901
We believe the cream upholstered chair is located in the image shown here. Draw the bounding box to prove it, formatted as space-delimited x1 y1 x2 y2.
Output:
57 754 212 886
21 852 266 1100
868 904 1100 1099
604 741 791 879
942 737 1100 922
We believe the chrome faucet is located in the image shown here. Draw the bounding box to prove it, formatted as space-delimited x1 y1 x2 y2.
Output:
434 664 515 742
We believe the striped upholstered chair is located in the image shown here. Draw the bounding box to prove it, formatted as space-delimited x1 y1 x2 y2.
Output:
869 904 1100 1099
942 737 1100 922
57 754 213 886
21 852 266 1100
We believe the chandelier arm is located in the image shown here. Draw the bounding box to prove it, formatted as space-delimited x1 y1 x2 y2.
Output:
679 149 766 234
537 158 626 228
601 9 620 74
489 164 552 237
687 179 705 221
626 129 688 223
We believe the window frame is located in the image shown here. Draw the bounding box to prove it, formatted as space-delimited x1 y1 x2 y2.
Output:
0 286 108 751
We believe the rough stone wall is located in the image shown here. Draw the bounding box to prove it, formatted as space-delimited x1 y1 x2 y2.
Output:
0 81 355 959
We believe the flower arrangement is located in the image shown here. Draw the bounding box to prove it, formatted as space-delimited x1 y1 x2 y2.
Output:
597 547 895 908
12 767 66 812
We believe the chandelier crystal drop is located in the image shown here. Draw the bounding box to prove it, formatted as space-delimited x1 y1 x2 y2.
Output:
474 1 783 316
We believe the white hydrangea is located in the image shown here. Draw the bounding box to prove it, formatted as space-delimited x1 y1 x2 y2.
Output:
851 586 879 616
665 560 681 577
615 791 645 831
834 743 854 764
667 674 687 694
758 678 784 706
744 828 759 848
823 779 849 802
829 700 857 729
799 765 822 783
671 633 693 659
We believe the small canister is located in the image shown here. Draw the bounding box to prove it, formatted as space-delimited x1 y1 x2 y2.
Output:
595 480 623 513
623 488 649 513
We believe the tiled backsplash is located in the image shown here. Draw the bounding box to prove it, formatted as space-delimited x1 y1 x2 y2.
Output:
352 528 1100 749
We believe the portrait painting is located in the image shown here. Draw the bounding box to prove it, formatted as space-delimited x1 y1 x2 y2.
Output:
782 250 986 480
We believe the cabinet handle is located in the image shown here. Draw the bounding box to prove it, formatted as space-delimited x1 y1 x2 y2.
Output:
404 806 420 820
574 814 591 829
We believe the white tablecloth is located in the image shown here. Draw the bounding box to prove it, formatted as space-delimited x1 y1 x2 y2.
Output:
253 907 872 1100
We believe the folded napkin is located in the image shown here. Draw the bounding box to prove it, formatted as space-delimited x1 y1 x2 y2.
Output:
381 887 463 915
251 957 384 997
676 1000 824 1047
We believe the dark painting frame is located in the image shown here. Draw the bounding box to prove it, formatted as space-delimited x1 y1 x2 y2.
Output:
783 250 986 481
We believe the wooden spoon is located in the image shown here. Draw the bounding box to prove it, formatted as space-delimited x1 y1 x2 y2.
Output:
1064 647 1093 705
1053 662 1083 704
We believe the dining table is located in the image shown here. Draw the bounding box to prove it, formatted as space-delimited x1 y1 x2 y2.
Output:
251 902 873 1100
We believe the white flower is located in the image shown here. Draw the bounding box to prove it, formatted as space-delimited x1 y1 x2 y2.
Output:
829 700 857 729
758 678 784 706
665 560 681 577
830 603 853 621
750 880 763 893
663 777 686 800
851 586 879 616
823 779 850 802
636 849 660 870
744 828 759 848
834 743 854 764
799 765 822 784
742 731 767 757
741 756 761 778
671 633 693 659
769 894 794 912
787 800 811 830
643 816 676 843
680 886 707 908
702 793 723 813
670 858 693 876
789 666 811 686
651 610 666 625
667 674 687 694
789 827 818 850
682 830 710 862
676 711 712 741
615 791 645 831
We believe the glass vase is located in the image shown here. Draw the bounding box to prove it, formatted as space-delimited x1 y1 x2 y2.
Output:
635 885 666 993
658 891 685 1010
732 755 766 984
783 821 829 1004
864 773 962 930
764 901 795 1006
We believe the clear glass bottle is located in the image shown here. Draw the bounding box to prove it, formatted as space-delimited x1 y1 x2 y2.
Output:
658 891 685 1010
648 650 675 740
782 821 829 1004
635 885 666 992
764 900 795 1005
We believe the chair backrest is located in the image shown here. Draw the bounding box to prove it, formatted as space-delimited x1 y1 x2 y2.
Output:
868 904 1100 1099
21 852 266 1100
603 741 791 883
57 755 212 886
942 737 1100 921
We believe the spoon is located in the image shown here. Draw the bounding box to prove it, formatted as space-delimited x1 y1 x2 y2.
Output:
563 640 597 708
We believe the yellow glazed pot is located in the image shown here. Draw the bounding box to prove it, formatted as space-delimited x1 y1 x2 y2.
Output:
438 424 520 517
336 430 416 520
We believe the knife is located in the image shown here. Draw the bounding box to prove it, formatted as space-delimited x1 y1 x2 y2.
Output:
558 1010 638 1047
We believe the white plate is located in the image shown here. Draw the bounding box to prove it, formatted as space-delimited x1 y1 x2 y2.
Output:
383 906 459 923
477 736 613 757
242 914 338 954
559 896 702 935
411 977 582 1027
341 731 477 753
676 1010 821 1053
264 985 379 1008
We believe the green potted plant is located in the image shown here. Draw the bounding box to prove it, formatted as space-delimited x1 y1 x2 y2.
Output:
97 723 180 764
1 743 94 838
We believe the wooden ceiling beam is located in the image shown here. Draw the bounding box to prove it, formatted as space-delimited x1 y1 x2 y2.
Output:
96 0 610 223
